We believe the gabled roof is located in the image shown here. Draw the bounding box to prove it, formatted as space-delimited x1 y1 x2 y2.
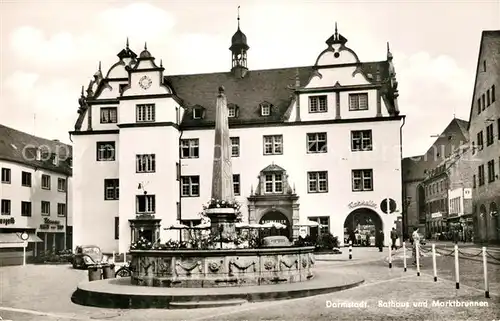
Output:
261 163 286 172
166 62 392 127
454 118 469 139
0 124 72 176
467 30 500 130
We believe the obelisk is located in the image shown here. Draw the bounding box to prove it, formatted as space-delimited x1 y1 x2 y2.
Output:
205 86 237 246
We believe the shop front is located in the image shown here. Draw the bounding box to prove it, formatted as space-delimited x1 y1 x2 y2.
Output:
447 214 474 242
0 217 43 266
36 217 66 254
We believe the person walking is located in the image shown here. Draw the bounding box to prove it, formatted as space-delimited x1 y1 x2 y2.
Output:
376 229 384 252
412 227 422 266
390 227 398 250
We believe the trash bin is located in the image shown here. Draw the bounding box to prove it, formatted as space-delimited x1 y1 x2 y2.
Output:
88 265 102 282
102 264 115 279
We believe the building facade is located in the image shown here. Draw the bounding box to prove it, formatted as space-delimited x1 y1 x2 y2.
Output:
403 118 469 238
0 124 72 265
467 30 500 243
70 23 405 253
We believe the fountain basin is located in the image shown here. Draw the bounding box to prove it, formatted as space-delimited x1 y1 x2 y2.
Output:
130 246 315 288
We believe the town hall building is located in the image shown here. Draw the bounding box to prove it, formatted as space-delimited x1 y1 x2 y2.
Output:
70 19 405 253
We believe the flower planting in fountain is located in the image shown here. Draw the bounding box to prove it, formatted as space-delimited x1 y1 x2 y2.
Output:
203 198 242 211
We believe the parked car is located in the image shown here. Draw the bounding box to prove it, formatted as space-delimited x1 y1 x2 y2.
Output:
72 245 106 269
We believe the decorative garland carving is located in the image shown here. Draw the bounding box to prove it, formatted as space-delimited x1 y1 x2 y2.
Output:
156 258 171 276
176 261 202 276
280 259 298 269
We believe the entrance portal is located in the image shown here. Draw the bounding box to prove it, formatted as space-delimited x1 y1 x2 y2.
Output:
344 208 383 246
259 211 291 239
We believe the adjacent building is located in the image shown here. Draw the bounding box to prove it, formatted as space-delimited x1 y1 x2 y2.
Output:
402 118 469 238
467 30 500 243
70 21 405 253
0 124 72 265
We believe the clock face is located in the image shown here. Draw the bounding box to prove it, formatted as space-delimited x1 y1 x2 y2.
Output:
139 75 152 90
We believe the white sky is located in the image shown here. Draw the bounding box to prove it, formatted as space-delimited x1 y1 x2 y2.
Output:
0 0 499 157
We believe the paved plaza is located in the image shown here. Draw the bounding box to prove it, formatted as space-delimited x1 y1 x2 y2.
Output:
1 247 499 321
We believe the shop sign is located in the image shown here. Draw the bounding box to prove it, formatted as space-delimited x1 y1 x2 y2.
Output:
431 212 442 219
0 217 15 226
348 200 377 210
463 188 472 199
39 218 63 230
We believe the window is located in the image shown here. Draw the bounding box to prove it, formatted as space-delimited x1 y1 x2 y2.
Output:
352 169 373 191
41 201 50 216
477 98 481 114
473 174 476 188
483 60 486 72
57 178 66 192
492 85 496 103
228 106 236 118
21 201 31 217
349 93 369 111
308 95 327 113
193 108 203 119
41 174 51 190
136 104 155 122
486 124 494 146
180 139 199 159
104 179 119 200
477 131 484 150
96 142 116 161
478 165 485 186
482 94 486 111
57 203 66 217
498 118 500 141
233 174 240 196
136 195 155 214
307 133 327 153
308 216 330 234
1 200 10 215
260 103 271 116
487 90 491 106
100 107 117 123
181 176 200 197
487 159 496 183
351 130 373 151
263 135 283 155
230 137 240 157
307 171 328 193
21 172 31 187
1 168 10 184
136 154 156 173
114 217 119 240
265 173 283 193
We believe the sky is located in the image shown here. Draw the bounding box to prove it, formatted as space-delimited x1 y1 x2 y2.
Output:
0 0 499 157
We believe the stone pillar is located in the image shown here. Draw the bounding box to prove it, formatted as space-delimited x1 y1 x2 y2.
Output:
292 202 300 241
248 204 256 224
376 90 382 117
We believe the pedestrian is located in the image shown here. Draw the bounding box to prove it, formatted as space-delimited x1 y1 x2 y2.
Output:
376 229 384 252
411 227 422 266
390 227 398 250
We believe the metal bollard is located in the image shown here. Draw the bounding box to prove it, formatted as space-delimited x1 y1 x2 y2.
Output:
388 243 392 268
482 247 489 298
416 240 420 276
403 241 407 272
432 244 437 282
454 244 460 289
349 240 352 260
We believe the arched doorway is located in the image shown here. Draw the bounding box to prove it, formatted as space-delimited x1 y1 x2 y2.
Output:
259 211 291 239
479 204 487 242
490 202 499 242
344 208 383 246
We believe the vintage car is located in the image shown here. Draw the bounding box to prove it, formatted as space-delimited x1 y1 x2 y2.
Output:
72 245 106 269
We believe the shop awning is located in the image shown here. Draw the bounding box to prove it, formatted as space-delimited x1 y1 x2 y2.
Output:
23 233 43 243
0 233 24 244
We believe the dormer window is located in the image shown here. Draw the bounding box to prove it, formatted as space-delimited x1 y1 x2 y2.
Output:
227 103 239 118
193 107 203 119
309 95 327 113
52 153 58 166
260 102 272 116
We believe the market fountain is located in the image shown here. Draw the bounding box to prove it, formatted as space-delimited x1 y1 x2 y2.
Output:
128 86 315 288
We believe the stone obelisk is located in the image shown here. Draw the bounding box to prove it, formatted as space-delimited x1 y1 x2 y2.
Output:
205 86 237 246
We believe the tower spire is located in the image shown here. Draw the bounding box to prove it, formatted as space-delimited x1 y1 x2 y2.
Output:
387 41 393 60
334 22 338 37
237 5 240 29
126 37 129 49
98 61 101 72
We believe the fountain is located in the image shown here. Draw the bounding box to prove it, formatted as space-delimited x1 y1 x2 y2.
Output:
129 87 315 288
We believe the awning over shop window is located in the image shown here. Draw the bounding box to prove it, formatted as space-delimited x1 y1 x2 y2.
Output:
22 233 43 243
0 233 24 248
